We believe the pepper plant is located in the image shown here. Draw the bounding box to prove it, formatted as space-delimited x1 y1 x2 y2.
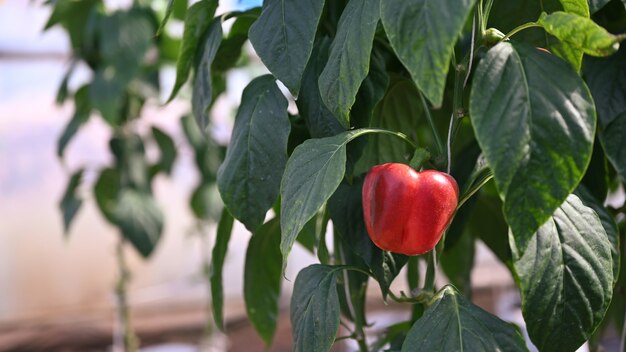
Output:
168 0 626 350
53 0 626 350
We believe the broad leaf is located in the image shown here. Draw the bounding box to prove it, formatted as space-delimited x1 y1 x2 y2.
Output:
167 0 218 102
192 19 222 129
584 45 626 127
150 126 177 177
576 185 620 284
94 168 120 224
157 0 179 35
328 178 407 298
291 265 341 352
381 0 476 107
318 0 380 127
213 9 259 72
297 37 345 138
244 218 282 345
280 129 372 267
248 0 325 96
115 190 164 258
401 285 528 351
601 112 626 182
44 0 101 49
217 75 289 232
90 9 154 124
60 169 84 234
211 209 235 331
538 12 620 57
470 42 595 254
58 85 91 157
356 80 421 170
511 194 613 352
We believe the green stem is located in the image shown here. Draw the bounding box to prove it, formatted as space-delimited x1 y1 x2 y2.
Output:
360 128 419 150
418 91 445 156
477 0 484 34
200 223 215 338
483 0 495 30
457 173 494 209
115 239 139 352
423 249 437 293
501 22 542 42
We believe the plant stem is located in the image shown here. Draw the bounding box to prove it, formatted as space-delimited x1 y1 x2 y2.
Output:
501 22 542 42
423 249 437 294
338 244 368 352
418 91 445 156
457 173 494 209
114 239 138 352
361 128 419 150
200 224 215 338
621 307 626 352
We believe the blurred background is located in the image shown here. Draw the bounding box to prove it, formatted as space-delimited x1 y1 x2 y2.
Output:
0 0 621 351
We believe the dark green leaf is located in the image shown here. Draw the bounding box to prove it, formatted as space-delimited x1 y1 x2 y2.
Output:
150 126 177 176
318 0 379 127
115 190 164 258
290 264 341 352
44 0 101 49
469 42 596 254
328 178 407 298
190 182 222 221
213 9 259 72
211 209 235 331
355 80 421 171
381 0 476 107
468 192 512 265
280 129 370 267
248 0 325 96
244 218 282 345
297 37 345 138
110 134 149 192
60 169 84 234
217 75 290 231
440 228 475 296
538 11 620 57
511 194 613 352
581 138 610 201
94 168 120 224
601 112 626 182
181 114 206 150
167 0 219 102
192 19 222 129
401 285 528 352
576 185 620 284
58 85 91 158
584 45 626 127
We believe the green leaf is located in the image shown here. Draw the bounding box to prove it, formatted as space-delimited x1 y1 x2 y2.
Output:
90 9 154 124
290 264 341 352
546 1 590 71
297 37 345 138
440 232 475 296
538 11 620 57
468 192 512 265
213 8 260 72
318 0 380 127
280 129 370 267
601 112 626 183
58 85 91 158
244 218 282 345
576 185 620 284
190 182 222 221
60 169 84 234
94 168 120 224
356 80 421 170
217 75 290 232
511 194 613 352
157 0 178 35
584 45 626 127
211 209 235 331
469 42 596 255
44 0 102 49
167 0 219 102
401 285 528 352
328 178 407 298
150 127 177 177
381 0 477 107
192 19 222 129
248 0 325 96
115 190 164 258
